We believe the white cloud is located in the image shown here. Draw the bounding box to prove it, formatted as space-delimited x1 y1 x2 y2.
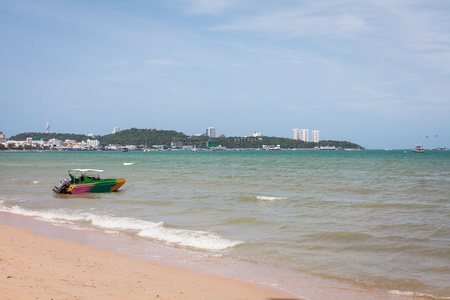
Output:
211 10 368 39
356 77 421 89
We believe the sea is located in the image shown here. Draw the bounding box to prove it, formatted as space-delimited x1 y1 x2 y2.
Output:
0 149 449 299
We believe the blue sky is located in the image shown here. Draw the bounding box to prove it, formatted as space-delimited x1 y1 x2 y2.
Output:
1 0 449 149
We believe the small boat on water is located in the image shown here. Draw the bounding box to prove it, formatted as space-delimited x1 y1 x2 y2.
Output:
413 145 425 153
320 146 336 150
53 169 126 194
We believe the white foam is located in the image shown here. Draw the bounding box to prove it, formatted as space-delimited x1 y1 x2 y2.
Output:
85 214 243 250
138 226 243 250
388 290 415 296
88 214 162 231
256 196 287 201
4 206 86 224
0 205 243 251
388 290 449 299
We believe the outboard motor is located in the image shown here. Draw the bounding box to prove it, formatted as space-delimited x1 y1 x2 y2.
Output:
53 178 70 194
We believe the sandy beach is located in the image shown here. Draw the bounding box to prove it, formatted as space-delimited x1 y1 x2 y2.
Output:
0 220 297 300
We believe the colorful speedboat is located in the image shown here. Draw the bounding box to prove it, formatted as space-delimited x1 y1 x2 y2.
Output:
53 169 126 194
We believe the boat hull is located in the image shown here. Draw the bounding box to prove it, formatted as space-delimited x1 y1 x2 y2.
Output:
67 179 126 194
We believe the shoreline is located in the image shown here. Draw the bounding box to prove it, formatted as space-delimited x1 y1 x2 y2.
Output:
0 212 410 300
0 213 297 300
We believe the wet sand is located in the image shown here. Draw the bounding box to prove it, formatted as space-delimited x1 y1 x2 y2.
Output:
0 219 297 300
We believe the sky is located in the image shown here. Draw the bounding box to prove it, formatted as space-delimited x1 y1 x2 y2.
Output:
1 0 449 149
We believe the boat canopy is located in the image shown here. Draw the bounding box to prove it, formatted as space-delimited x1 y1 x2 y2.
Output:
69 169 104 176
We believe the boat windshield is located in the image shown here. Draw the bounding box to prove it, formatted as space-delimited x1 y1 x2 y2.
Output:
68 169 104 183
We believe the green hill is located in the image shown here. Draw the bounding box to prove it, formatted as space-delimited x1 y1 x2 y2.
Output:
100 128 188 146
7 128 362 149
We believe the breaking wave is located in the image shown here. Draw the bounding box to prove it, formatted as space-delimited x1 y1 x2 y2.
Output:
0 205 243 251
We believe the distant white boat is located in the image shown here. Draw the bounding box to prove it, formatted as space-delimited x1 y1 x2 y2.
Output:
262 145 280 151
413 145 425 153
320 146 336 150
123 162 135 166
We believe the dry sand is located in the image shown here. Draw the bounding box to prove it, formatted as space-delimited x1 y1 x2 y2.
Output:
0 221 298 300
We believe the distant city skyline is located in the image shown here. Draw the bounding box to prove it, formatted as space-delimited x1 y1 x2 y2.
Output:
0 120 445 150
0 119 446 150
2 124 362 151
1 1 449 149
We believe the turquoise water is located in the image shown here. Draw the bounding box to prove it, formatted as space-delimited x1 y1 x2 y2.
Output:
1 150 449 298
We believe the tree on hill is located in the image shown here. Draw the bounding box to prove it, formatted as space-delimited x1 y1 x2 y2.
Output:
100 128 188 146
213 136 361 149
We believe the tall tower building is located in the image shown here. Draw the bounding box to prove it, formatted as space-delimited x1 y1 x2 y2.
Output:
312 130 320 143
293 128 299 140
206 127 216 138
45 121 50 133
299 129 309 142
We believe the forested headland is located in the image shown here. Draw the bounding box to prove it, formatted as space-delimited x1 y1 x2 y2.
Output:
7 128 362 149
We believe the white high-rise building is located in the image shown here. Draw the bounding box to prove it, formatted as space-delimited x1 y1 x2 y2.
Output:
45 121 50 133
312 130 320 143
112 126 120 134
206 127 216 138
293 128 309 142
293 128 299 140
299 129 309 142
